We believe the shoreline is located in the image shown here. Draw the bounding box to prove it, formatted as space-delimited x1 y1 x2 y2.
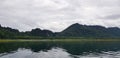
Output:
0 39 120 42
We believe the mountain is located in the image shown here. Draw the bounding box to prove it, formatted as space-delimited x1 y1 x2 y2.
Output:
0 25 54 39
0 23 120 39
26 28 55 37
57 23 120 38
0 25 20 38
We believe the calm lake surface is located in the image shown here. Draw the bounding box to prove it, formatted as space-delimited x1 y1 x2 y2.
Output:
0 41 120 58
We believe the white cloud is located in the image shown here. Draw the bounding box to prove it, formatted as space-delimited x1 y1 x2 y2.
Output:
0 0 120 32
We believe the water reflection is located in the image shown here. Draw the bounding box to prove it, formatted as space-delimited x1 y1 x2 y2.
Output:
0 48 72 58
0 41 120 58
1 48 120 58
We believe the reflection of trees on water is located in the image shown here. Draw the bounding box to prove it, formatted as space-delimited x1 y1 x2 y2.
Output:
0 41 120 55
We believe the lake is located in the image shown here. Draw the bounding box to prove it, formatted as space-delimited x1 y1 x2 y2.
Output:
0 41 120 58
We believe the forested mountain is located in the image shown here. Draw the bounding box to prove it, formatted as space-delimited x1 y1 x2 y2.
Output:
0 25 20 38
58 23 120 38
0 25 54 39
0 23 120 39
25 28 55 37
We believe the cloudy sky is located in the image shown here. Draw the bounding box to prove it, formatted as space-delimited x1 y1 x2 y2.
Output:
0 0 120 32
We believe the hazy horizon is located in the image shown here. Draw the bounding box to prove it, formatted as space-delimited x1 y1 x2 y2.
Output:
0 0 120 32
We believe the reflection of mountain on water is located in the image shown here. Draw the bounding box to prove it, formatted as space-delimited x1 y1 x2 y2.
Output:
1 48 120 58
1 41 120 55
0 48 72 58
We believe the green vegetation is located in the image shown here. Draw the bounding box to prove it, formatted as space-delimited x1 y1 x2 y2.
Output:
0 23 120 39
0 25 55 39
58 23 120 38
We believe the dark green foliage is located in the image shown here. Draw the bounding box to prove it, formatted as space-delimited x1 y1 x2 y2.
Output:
0 23 120 39
28 28 54 37
30 28 42 36
0 25 20 39
58 23 120 38
0 25 55 39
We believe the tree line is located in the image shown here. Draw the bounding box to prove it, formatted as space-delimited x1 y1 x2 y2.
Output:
0 23 120 39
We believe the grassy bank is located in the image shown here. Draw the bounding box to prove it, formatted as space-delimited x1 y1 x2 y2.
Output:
0 39 120 43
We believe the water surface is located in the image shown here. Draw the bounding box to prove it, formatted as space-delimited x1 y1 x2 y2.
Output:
0 41 120 58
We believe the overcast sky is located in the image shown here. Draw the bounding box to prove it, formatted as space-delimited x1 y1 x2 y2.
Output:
0 0 120 32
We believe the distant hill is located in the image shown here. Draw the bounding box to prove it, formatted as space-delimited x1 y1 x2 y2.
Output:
0 25 54 39
0 23 120 39
57 23 120 38
0 25 20 38
26 28 55 37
